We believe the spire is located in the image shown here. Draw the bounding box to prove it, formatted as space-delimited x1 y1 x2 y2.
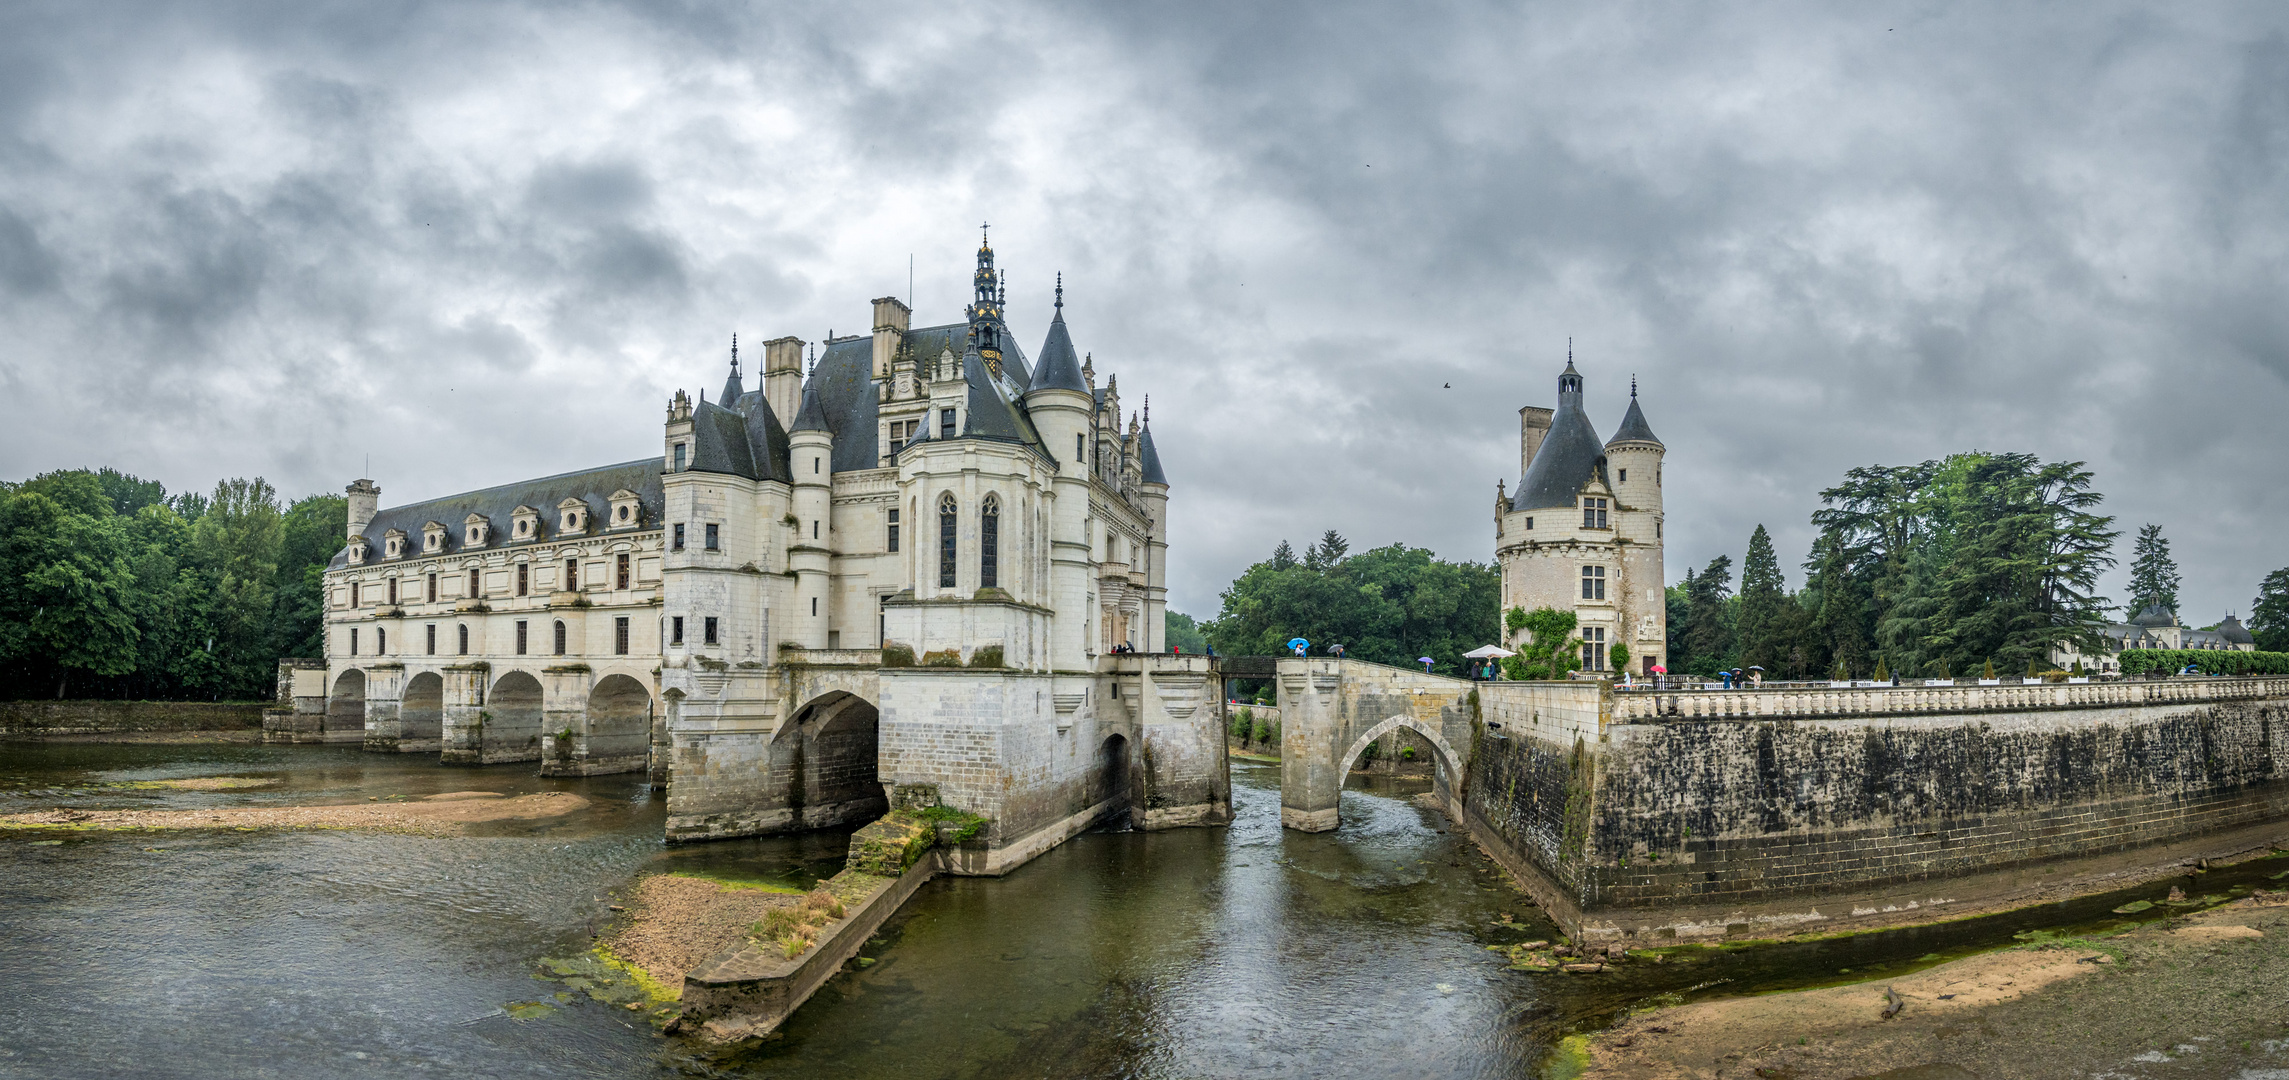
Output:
1028 271 1088 394
719 332 746 407
967 222 1003 374
1558 338 1583 405
1608 369 1661 448
1138 396 1168 486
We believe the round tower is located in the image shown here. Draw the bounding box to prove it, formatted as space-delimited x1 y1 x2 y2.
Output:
789 382 836 650
1603 376 1665 673
1022 274 1097 671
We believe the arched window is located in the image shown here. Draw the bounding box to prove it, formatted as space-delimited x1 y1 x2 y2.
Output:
980 496 999 589
938 493 958 588
553 620 567 655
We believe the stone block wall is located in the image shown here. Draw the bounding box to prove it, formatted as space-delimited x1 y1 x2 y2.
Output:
1459 680 2289 938
0 699 269 734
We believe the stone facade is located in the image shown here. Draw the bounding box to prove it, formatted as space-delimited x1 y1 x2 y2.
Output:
316 233 1226 872
1495 362 1666 676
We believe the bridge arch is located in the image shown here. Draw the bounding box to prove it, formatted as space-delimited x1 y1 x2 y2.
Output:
326 669 366 740
772 690 885 830
399 671 445 749
1338 715 1464 793
476 670 545 764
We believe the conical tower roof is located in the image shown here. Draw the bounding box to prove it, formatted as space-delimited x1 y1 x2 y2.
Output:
790 379 832 433
1028 275 1088 394
1607 381 1662 447
1139 410 1168 486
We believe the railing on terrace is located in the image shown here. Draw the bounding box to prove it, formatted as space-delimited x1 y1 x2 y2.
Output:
1607 675 2289 722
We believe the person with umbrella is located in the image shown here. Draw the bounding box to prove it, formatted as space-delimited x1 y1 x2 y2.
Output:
1649 663 1667 690
1417 656 1435 673
1747 665 1765 689
1287 637 1310 657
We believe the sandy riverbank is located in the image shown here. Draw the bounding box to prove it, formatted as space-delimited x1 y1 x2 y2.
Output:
0 790 588 836
600 874 802 999
1579 891 2289 1080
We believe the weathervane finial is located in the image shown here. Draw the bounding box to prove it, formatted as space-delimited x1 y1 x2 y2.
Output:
1055 271 1063 311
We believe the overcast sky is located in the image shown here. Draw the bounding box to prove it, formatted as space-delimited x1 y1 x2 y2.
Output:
2 1 2285 622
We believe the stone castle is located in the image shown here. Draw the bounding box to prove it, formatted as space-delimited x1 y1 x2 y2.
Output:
1496 358 1667 675
301 232 1229 873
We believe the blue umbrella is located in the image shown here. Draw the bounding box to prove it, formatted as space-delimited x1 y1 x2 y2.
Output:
1418 656 1435 671
1286 638 1309 650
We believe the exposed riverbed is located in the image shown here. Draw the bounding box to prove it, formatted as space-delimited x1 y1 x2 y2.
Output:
3 738 2285 1078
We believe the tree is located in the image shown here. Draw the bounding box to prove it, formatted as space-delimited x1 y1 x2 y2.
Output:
1684 555 1735 675
1737 525 1785 671
2127 523 2180 617
1269 540 1297 570
2253 569 2289 653
0 489 142 697
1206 535 1497 674
1164 610 1209 654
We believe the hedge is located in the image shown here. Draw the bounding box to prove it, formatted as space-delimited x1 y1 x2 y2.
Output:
2115 648 2289 676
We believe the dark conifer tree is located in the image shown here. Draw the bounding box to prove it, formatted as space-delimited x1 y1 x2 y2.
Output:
2127 523 2180 617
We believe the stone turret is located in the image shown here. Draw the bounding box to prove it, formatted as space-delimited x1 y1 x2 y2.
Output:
789 380 835 650
1025 279 1099 671
1137 403 1170 653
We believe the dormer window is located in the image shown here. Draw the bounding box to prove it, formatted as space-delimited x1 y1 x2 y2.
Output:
607 489 642 531
558 498 589 536
348 538 369 565
383 528 406 560
422 521 447 554
511 505 539 540
464 513 490 548
1581 497 1609 529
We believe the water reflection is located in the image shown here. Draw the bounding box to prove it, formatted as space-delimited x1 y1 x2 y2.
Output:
4 742 2270 1079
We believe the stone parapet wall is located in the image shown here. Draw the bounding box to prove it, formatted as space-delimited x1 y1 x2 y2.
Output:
1460 676 2289 940
1611 676 2289 722
0 700 268 734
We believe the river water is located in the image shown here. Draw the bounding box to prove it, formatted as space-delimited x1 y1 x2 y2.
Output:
2 741 2274 1079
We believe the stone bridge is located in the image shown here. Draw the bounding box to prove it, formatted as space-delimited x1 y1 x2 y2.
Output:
1267 657 1478 831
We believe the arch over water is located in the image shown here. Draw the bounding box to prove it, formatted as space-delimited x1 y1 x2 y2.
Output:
584 674 654 772
400 672 445 745
326 669 366 738
1096 733 1132 823
773 690 884 830
1338 715 1463 790
478 670 545 764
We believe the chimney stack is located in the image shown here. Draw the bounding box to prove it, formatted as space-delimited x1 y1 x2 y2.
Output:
870 297 911 380
762 336 806 426
345 478 379 539
1519 406 1553 477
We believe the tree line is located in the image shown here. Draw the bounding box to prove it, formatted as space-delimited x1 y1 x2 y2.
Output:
1201 531 1500 675
0 468 345 701
1666 451 2289 679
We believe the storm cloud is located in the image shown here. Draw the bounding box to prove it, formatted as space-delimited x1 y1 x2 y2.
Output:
1 0 2284 621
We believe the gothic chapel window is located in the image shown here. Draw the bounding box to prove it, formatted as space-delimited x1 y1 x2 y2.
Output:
938 493 958 588
980 496 999 589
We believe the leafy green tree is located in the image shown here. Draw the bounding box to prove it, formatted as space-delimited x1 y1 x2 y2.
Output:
2127 523 2180 617
1206 536 1497 674
0 490 142 697
1164 610 1210 654
2252 569 2289 653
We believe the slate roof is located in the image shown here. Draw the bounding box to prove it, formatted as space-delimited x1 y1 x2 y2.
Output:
330 458 664 569
961 338 1044 446
1138 421 1167 486
2219 614 2255 645
1029 307 1088 393
1515 393 1606 511
2130 598 2177 628
1608 395 1662 447
790 381 833 433
720 365 746 410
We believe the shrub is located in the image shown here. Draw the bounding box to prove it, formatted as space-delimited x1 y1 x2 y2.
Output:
882 643 917 668
968 645 1005 669
1608 643 1629 672
1399 745 1416 761
1265 721 1281 747
2117 648 2289 676
920 649 963 668
1871 656 1889 682
1251 719 1270 744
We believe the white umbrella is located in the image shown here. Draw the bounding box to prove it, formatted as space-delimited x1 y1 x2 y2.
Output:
1462 645 1516 659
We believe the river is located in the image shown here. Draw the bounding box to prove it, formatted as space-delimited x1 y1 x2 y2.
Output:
2 740 2271 1079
